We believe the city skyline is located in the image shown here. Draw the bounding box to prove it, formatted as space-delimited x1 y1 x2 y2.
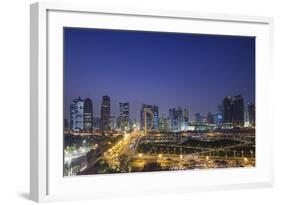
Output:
67 94 253 132
63 27 256 176
64 28 255 123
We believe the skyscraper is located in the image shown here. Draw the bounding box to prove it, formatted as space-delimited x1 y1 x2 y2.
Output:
169 108 178 131
119 102 130 131
195 113 202 124
169 107 189 131
248 103 255 127
222 95 244 127
231 95 244 127
152 105 159 130
83 98 93 132
181 108 189 130
140 104 159 132
223 97 232 124
207 112 215 124
159 113 169 131
70 97 84 132
101 95 111 131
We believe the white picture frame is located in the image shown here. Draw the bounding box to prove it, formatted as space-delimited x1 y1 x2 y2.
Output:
30 2 274 202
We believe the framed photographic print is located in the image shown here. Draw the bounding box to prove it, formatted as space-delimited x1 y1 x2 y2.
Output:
30 2 274 202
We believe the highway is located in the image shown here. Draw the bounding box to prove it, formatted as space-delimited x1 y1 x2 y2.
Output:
81 130 255 173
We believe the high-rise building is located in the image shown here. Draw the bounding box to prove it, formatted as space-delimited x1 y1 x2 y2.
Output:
131 118 137 129
83 98 93 132
248 103 255 127
169 108 178 131
207 112 215 124
169 107 189 131
222 95 244 127
152 105 159 130
231 95 244 127
109 116 117 130
159 113 169 131
119 102 130 131
101 95 111 131
93 117 101 130
70 97 84 132
140 104 159 132
195 113 202 124
181 108 189 131
223 97 232 124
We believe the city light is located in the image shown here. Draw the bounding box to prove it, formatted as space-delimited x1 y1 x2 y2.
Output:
63 28 255 176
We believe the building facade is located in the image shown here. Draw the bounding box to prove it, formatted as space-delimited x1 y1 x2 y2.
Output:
140 104 159 132
70 97 84 132
169 107 189 131
101 95 111 131
119 102 130 131
222 95 245 127
223 97 232 124
231 95 244 127
159 113 169 131
83 98 93 132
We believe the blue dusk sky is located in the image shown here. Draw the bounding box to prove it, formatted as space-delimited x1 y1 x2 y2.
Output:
64 27 255 122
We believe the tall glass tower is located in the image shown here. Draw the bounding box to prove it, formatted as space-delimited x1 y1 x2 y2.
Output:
83 98 93 132
70 97 84 132
119 102 130 131
101 95 111 131
140 104 159 132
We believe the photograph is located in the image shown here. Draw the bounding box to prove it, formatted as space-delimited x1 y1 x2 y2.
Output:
63 27 256 176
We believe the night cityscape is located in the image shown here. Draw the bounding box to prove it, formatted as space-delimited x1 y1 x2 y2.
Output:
63 28 255 176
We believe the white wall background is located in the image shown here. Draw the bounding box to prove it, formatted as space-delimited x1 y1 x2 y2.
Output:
0 0 280 204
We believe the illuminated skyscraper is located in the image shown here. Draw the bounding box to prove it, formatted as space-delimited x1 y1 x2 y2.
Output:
223 97 232 124
231 95 244 127
169 107 189 131
93 117 101 130
152 105 159 130
140 104 159 132
159 113 169 131
207 112 215 124
169 108 178 131
83 98 93 132
181 108 189 130
222 95 244 127
119 102 130 131
101 95 111 131
70 97 84 132
195 113 202 124
109 116 117 130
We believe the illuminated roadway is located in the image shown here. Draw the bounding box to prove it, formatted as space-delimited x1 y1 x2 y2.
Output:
82 129 255 172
